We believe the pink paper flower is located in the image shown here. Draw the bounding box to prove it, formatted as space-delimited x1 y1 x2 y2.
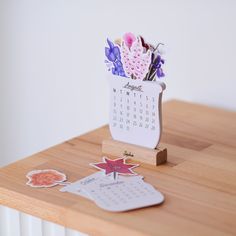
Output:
121 36 152 80
123 32 136 49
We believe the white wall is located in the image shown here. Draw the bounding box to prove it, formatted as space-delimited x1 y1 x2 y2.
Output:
1 0 236 167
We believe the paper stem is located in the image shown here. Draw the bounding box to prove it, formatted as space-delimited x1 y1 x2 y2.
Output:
153 43 164 53
113 172 117 180
149 70 157 80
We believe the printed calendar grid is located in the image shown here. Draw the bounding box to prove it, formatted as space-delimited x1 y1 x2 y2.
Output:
112 88 157 132
109 75 165 148
84 177 161 210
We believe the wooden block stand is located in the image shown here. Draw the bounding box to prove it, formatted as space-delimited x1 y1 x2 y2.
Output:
102 139 167 166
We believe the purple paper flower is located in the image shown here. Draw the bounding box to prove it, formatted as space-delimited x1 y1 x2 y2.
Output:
156 67 165 78
112 61 126 77
105 39 121 61
105 38 126 77
151 54 165 78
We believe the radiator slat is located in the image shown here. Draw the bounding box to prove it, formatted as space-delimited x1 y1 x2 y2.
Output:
0 205 21 236
20 212 42 236
0 205 88 236
42 220 65 236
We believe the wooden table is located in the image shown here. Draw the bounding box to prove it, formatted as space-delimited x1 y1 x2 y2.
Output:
0 100 236 236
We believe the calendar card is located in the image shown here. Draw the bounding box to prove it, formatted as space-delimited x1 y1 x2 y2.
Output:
105 33 166 149
82 175 164 212
60 172 103 200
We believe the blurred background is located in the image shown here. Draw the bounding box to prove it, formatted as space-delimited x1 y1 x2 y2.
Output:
1 0 236 167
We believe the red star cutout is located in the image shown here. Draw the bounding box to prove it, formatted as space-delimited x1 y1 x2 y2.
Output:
90 157 139 179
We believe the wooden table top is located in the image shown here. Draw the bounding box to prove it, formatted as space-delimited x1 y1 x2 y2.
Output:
0 100 236 236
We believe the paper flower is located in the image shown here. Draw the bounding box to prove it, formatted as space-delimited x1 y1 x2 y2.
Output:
123 32 136 48
105 38 121 62
151 54 165 79
105 33 165 81
121 36 152 80
90 157 139 179
26 169 67 188
105 39 126 77
140 36 150 51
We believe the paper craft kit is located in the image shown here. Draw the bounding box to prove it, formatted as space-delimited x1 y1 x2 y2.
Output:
26 33 166 213
103 32 167 165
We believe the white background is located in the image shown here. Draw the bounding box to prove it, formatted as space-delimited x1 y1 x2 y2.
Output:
1 0 236 167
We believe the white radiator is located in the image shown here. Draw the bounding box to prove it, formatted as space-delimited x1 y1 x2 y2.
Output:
0 205 88 236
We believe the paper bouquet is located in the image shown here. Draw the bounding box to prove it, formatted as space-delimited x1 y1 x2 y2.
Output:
105 32 165 81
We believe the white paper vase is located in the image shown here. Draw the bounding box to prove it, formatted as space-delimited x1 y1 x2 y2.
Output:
108 75 166 149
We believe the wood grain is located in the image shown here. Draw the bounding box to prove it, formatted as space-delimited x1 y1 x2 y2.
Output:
0 100 236 235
